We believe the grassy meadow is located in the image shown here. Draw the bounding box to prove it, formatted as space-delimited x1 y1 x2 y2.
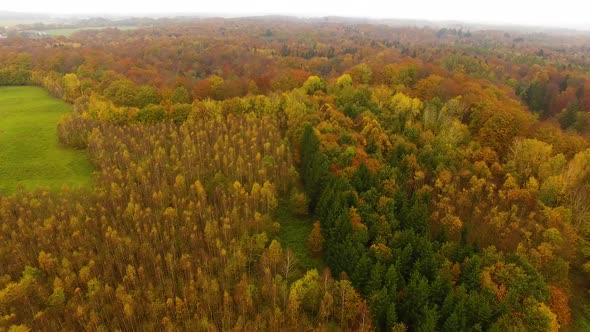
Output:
43 26 138 36
0 86 92 194
276 201 325 271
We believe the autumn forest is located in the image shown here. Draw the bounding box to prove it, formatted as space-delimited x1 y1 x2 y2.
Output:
1 16 590 331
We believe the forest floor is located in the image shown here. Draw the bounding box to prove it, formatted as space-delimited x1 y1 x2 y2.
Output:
567 267 590 331
276 199 326 272
0 86 93 194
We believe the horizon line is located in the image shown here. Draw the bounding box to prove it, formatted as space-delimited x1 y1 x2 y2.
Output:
1 10 589 32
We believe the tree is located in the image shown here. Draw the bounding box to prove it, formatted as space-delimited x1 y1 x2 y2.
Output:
335 280 372 330
104 79 138 107
303 76 327 95
350 63 373 85
525 81 552 118
63 73 81 102
479 111 523 155
549 286 571 327
308 221 324 255
171 86 191 104
352 163 376 193
336 74 353 89
507 138 554 183
289 189 309 216
300 125 329 209
136 104 166 123
136 86 162 108
209 75 226 100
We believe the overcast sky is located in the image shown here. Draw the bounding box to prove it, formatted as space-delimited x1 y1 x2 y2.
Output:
3 0 589 29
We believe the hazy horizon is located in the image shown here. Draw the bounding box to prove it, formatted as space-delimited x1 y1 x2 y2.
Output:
2 0 590 30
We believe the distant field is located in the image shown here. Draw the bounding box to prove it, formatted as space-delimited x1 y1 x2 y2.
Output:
0 86 92 194
43 25 138 36
0 19 42 26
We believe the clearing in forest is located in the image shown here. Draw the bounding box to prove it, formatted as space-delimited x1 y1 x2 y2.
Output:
276 201 325 272
0 86 92 194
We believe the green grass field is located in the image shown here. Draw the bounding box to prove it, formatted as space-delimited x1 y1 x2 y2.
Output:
0 86 92 194
43 26 138 36
276 201 325 271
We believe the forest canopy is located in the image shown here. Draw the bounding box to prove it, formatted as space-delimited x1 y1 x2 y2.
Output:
1 17 590 331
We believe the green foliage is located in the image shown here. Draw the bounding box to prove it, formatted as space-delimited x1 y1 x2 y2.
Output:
558 102 580 129
0 54 31 86
275 201 324 271
104 79 138 107
302 76 327 95
524 81 552 118
442 54 489 77
352 163 376 193
136 85 162 108
170 103 191 124
136 104 166 123
349 63 373 85
335 85 377 118
171 86 191 104
289 188 309 216
300 125 329 209
335 73 353 89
